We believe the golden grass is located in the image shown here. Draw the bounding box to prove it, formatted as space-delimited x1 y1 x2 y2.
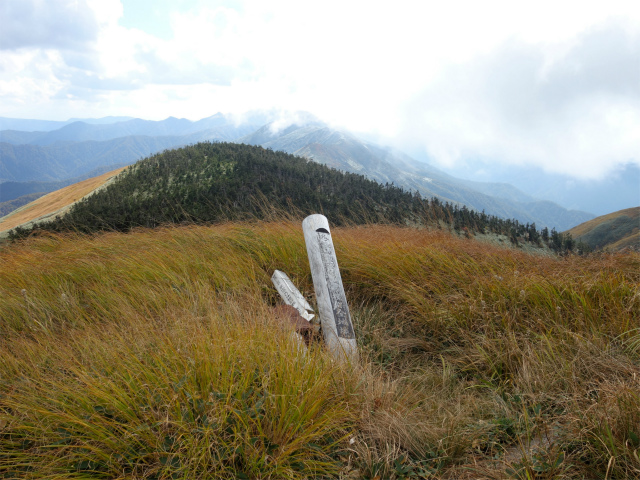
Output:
1 222 639 478
567 207 639 239
0 166 128 233
609 230 640 251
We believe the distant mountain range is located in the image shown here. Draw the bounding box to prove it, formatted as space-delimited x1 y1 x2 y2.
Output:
0 115 135 132
0 113 255 146
0 113 599 230
428 160 640 217
239 123 594 230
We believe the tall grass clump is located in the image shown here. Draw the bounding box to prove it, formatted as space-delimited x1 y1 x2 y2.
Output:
1 222 639 478
1 294 361 478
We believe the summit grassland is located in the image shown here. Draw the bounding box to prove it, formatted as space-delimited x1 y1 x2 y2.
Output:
1 221 638 479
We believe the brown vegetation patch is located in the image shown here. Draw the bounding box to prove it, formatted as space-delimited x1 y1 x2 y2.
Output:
0 166 127 233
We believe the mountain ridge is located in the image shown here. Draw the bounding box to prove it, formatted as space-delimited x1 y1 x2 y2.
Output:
240 122 594 230
1 113 597 230
566 207 640 251
9 142 569 258
0 115 135 132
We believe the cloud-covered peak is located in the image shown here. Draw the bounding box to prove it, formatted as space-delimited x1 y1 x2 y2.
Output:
392 19 640 180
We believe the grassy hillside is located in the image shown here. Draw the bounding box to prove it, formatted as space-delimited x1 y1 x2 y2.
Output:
0 192 46 217
567 207 640 252
0 167 127 234
1 222 638 478
0 166 127 203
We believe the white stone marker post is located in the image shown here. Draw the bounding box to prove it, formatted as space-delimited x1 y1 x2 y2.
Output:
271 270 313 353
271 270 315 322
302 214 358 363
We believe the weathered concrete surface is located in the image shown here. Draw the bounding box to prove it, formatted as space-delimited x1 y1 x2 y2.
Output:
302 214 357 363
271 270 315 322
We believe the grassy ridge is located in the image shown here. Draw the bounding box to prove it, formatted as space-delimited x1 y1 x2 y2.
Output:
0 167 127 234
0 193 46 218
567 207 640 252
1 222 639 478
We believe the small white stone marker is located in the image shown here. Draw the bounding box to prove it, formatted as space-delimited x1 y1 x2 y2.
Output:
302 214 358 363
271 270 313 354
271 270 315 322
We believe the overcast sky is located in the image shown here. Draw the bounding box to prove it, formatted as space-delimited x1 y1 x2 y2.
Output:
1 0 638 180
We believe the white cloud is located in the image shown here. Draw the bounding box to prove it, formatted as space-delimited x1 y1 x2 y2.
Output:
388 19 640 179
0 0 638 179
0 0 100 50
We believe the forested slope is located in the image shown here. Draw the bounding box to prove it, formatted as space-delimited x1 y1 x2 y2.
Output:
10 142 561 249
